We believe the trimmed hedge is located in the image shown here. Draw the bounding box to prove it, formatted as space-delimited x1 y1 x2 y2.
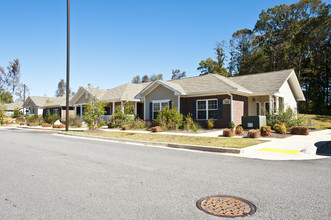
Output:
53 124 65 129
235 126 243 135
151 126 163 132
247 129 261 138
19 122 25 126
42 123 51 127
27 123 38 127
274 122 287 134
223 128 235 137
290 126 309 135
122 124 132 130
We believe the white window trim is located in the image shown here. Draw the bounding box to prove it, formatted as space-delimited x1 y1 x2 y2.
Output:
152 99 170 120
196 99 218 120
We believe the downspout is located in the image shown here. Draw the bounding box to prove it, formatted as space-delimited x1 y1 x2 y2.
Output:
228 91 233 123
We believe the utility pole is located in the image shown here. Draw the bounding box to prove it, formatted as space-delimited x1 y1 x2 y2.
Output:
23 84 26 115
65 0 70 131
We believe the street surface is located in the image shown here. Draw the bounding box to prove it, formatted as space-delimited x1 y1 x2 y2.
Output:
0 128 330 219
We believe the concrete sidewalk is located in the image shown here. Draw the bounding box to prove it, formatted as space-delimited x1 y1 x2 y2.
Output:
236 129 331 160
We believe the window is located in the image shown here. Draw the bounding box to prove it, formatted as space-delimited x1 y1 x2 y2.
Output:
197 99 218 120
152 100 169 120
53 109 59 115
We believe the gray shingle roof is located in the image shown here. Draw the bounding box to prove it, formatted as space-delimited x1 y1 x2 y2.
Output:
230 69 294 93
43 95 73 107
82 83 150 102
4 101 23 110
27 96 58 107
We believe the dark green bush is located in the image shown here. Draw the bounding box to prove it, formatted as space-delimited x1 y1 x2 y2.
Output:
44 111 60 124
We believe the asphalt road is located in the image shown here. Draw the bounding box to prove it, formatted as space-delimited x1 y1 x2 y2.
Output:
0 128 330 220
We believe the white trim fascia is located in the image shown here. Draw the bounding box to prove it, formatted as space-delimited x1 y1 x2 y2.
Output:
151 99 171 103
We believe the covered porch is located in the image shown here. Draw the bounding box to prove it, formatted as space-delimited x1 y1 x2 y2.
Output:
248 94 283 116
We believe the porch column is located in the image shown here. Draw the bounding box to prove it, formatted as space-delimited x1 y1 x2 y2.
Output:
80 104 83 116
112 102 115 115
269 94 273 114
134 102 137 115
275 96 279 114
121 101 124 112
74 105 77 116
143 97 146 120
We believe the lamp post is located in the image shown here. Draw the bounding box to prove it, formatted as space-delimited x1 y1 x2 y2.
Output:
65 0 70 131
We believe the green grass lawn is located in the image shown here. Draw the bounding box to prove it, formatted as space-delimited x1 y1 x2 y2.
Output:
68 131 267 149
299 114 331 129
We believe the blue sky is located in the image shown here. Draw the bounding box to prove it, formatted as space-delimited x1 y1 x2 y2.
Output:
0 0 299 97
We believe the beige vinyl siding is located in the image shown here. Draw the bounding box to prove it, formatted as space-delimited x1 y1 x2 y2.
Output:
145 84 178 120
279 81 297 113
76 92 89 104
248 96 270 116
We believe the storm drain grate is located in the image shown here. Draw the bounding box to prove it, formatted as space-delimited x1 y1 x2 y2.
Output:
196 195 256 218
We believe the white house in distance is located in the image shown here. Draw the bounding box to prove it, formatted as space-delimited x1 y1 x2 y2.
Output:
3 101 23 116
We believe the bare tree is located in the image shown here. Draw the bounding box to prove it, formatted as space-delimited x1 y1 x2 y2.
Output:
142 75 150 83
55 79 69 97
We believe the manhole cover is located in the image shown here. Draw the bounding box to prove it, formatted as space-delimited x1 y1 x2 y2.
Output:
196 195 256 218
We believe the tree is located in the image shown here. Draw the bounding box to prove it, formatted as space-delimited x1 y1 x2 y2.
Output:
83 90 105 130
150 74 163 81
6 59 21 94
55 79 70 97
141 75 150 82
0 87 13 103
198 41 228 76
132 75 141 84
171 69 186 80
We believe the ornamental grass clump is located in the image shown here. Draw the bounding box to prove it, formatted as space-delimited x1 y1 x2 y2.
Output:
223 128 235 137
260 126 272 136
247 129 261 138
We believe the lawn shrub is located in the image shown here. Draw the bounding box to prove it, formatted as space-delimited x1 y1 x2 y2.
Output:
13 108 23 118
151 126 163 132
53 124 65 128
131 118 147 130
154 104 183 130
44 111 61 124
42 123 51 127
260 126 272 136
274 122 287 134
97 119 106 128
223 128 235 137
267 107 303 131
19 122 25 125
247 129 261 138
0 110 4 125
207 119 214 129
184 113 194 131
109 106 133 128
235 125 243 135
26 114 43 124
290 126 309 135
27 123 38 127
122 124 132 130
64 116 84 128
15 117 25 123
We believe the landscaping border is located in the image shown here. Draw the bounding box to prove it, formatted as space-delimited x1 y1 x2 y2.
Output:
59 132 242 154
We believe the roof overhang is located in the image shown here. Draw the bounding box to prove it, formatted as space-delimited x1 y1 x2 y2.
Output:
70 87 90 105
281 70 306 101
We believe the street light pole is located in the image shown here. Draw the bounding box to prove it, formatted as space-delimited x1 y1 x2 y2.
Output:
65 0 70 131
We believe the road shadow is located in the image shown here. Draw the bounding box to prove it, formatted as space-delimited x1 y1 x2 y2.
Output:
315 141 331 156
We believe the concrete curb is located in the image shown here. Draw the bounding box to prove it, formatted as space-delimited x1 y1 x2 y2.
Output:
58 132 242 154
